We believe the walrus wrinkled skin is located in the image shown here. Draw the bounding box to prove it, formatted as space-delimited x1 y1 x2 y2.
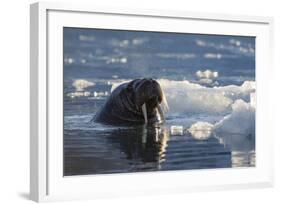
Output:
94 78 166 125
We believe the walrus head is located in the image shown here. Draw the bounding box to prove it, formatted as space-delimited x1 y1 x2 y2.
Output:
127 78 168 124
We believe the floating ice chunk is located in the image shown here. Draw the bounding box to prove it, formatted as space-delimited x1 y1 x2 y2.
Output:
72 79 95 91
196 70 218 79
67 91 91 98
216 81 255 102
64 57 74 64
157 79 232 114
93 91 109 97
132 38 148 45
229 39 241 46
67 90 109 99
196 70 203 78
249 47 255 54
121 40 129 47
111 39 129 47
195 39 207 47
199 78 213 85
120 57 127 63
189 121 214 140
170 126 184 136
214 99 255 152
81 59 86 64
214 99 255 137
204 53 222 59
213 72 219 78
79 35 95 42
241 81 256 90
106 57 127 64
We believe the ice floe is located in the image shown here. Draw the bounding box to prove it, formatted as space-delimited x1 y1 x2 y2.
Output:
188 121 214 140
170 125 184 136
214 99 255 137
196 70 219 79
72 79 95 91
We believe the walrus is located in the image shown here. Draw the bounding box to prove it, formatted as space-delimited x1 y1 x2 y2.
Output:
93 78 168 125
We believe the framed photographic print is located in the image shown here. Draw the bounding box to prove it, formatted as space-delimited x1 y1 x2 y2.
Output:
30 2 274 202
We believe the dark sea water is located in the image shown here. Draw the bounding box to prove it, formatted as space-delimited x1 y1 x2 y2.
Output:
63 28 255 176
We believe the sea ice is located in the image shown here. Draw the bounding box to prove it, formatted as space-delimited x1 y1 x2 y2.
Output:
157 79 233 114
170 126 184 136
67 91 91 98
196 69 218 79
188 121 214 140
214 99 255 137
72 79 95 91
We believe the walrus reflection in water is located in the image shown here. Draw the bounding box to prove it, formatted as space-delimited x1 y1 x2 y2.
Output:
63 126 171 175
94 78 168 125
108 126 170 164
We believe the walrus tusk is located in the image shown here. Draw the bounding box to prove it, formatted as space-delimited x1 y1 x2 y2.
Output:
157 104 165 122
141 103 148 124
160 88 169 112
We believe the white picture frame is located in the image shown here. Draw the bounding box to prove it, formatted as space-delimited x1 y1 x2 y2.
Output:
30 2 274 202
